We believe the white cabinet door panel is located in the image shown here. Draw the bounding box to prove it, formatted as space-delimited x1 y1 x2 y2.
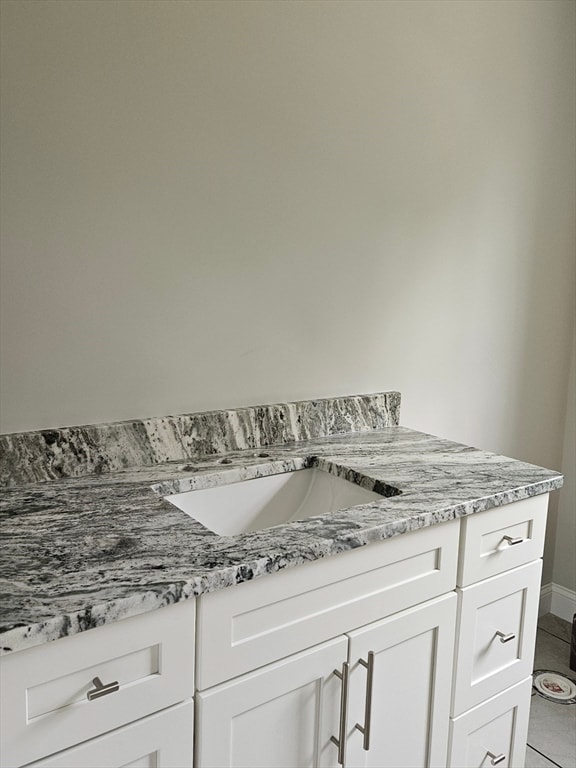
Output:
195 637 347 768
346 593 457 768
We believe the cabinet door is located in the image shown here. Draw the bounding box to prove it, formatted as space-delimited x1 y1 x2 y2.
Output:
346 593 457 768
23 701 193 768
195 636 347 768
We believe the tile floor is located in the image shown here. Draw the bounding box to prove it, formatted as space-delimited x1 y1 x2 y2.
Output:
525 614 575 768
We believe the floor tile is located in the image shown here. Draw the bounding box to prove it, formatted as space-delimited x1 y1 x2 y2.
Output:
528 693 576 767
538 613 573 645
525 745 563 767
533 628 574 679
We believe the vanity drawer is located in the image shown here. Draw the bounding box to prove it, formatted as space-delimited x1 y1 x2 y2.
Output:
23 700 193 768
457 494 548 587
196 520 459 689
448 677 531 768
452 560 541 717
0 600 195 768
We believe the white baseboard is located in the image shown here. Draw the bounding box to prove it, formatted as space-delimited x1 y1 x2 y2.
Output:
539 583 553 616
540 582 576 622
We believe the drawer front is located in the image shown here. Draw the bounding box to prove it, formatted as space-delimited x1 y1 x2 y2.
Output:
452 560 541 716
196 520 459 689
448 677 531 768
457 494 548 587
23 700 193 768
1 600 195 767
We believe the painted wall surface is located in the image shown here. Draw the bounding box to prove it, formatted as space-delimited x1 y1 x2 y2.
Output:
1 1 574 584
553 327 575 592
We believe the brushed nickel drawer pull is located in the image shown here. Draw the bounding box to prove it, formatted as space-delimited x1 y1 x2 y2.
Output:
495 631 516 643
487 750 506 765
503 535 524 546
354 651 375 751
330 662 350 765
87 676 120 701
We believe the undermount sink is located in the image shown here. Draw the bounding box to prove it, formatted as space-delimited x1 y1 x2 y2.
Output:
164 468 386 536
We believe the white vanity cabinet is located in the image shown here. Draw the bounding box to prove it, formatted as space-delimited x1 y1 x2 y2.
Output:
194 494 548 768
0 493 549 768
194 521 461 768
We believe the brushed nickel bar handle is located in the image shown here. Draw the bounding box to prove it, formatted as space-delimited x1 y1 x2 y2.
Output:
354 651 375 751
495 631 516 643
87 676 120 701
486 750 506 765
503 535 524 546
330 662 350 765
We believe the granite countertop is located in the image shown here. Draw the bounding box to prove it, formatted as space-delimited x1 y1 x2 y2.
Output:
0 422 563 657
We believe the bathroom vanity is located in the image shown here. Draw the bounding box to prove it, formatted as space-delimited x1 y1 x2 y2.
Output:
0 393 563 768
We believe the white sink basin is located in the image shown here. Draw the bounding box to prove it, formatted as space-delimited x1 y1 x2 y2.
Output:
164 468 385 536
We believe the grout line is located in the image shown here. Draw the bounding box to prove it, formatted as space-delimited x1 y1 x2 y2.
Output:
538 626 571 646
526 744 565 768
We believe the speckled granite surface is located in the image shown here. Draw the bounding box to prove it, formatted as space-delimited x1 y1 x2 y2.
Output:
0 392 401 486
0 394 563 656
0 392 562 653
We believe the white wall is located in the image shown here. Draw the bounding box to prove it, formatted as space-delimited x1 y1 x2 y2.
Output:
1 1 574 585
553 325 575 594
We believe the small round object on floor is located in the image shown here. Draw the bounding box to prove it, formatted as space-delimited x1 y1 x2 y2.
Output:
532 670 576 704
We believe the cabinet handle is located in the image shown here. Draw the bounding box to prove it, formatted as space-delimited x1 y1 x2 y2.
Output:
503 535 524 546
354 651 375 751
330 661 350 765
495 631 516 643
87 676 120 701
486 750 506 765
